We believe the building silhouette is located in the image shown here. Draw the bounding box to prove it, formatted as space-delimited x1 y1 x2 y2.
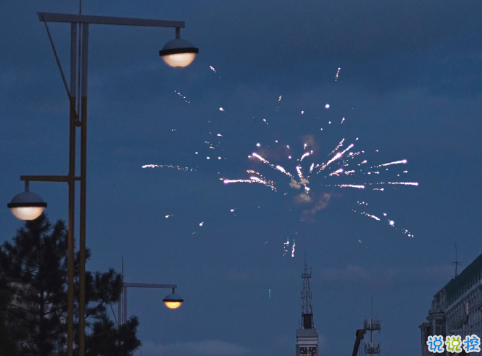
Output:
420 253 482 355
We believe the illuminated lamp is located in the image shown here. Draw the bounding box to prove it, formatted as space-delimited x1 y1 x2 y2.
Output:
159 38 198 68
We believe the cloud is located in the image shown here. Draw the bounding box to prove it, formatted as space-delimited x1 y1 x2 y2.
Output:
318 264 455 291
294 192 312 204
141 340 253 356
190 0 482 97
301 134 318 152
226 270 251 282
300 193 331 222
290 178 302 190
321 265 371 282
320 265 400 289
420 265 453 282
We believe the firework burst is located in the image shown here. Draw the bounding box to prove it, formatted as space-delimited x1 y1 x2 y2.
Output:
143 65 419 249
222 115 418 237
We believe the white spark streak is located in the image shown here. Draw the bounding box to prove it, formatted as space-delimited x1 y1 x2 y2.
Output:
329 139 345 157
329 168 344 176
252 152 270 164
320 152 343 170
224 179 252 184
275 165 286 173
377 159 407 167
296 166 304 180
300 152 310 161
388 182 419 186
361 212 380 221
340 143 355 155
141 164 196 172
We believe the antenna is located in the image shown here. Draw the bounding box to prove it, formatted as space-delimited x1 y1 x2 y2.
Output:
453 243 460 278
363 300 381 355
301 256 314 329
371 296 373 319
296 257 319 356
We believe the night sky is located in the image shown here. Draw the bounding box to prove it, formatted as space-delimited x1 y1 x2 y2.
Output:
1 1 482 355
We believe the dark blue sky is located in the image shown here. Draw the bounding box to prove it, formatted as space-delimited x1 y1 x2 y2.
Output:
1 1 482 355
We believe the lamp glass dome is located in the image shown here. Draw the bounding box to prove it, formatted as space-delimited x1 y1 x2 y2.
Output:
162 53 196 68
163 292 183 309
164 300 182 309
10 206 45 221
159 38 198 68
7 190 47 221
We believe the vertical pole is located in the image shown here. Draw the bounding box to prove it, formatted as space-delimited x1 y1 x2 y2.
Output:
124 286 128 325
118 258 123 326
79 22 89 356
118 290 123 325
67 21 77 356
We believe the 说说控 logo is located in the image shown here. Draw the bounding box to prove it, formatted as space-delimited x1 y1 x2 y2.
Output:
427 335 481 353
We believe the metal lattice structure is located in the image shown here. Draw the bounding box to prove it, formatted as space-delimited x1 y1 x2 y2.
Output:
301 259 314 330
363 317 382 355
296 259 318 356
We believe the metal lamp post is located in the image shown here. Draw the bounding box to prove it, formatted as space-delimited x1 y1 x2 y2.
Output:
7 12 198 356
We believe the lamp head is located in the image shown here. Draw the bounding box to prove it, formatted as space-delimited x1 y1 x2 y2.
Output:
159 38 198 68
8 190 47 221
163 292 184 309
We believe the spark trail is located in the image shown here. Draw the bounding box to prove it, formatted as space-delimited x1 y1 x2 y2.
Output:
142 164 196 172
143 66 419 245
222 116 418 237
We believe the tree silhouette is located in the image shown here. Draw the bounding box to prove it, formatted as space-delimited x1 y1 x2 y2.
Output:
0 289 19 356
0 214 140 356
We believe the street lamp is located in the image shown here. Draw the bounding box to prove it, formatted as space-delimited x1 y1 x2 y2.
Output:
163 288 184 309
7 181 47 221
7 11 197 356
119 283 184 325
159 28 199 68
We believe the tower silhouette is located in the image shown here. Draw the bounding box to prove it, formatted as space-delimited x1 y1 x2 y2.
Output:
295 258 319 356
362 299 381 356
